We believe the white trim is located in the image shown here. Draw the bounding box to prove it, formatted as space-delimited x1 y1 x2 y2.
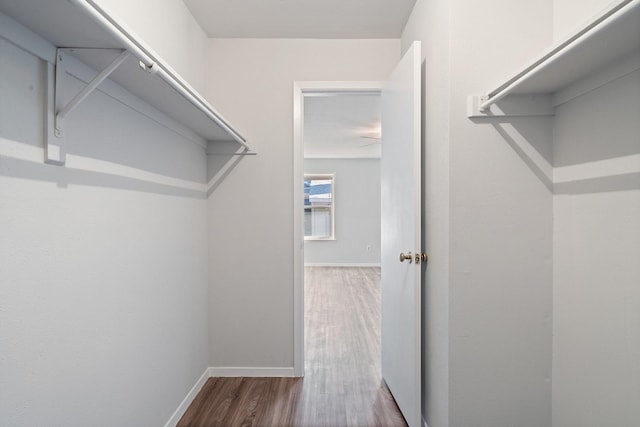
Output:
210 367 296 377
304 263 381 268
293 82 305 377
295 81 384 93
293 81 384 378
164 368 211 427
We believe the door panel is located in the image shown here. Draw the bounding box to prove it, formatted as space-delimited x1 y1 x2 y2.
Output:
380 41 422 427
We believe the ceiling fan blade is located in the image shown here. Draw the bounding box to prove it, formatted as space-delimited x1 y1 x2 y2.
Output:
359 141 382 147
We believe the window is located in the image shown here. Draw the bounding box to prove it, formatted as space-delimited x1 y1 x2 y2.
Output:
304 174 335 240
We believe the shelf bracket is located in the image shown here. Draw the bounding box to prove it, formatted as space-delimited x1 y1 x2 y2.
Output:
467 94 555 118
45 48 130 165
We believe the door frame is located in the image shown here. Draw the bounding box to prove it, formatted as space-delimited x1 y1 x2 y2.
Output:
292 81 384 376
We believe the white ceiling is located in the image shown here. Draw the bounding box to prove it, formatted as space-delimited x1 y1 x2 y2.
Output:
304 93 381 159
182 0 417 38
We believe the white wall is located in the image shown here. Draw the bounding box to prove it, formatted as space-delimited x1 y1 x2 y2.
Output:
404 1 639 426
97 0 207 92
552 67 640 427
448 3 554 426
0 23 209 426
402 1 554 426
552 2 640 425
204 39 399 369
553 0 615 41
303 158 381 266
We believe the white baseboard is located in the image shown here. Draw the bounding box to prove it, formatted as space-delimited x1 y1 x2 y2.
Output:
164 367 211 427
209 366 296 377
304 263 381 267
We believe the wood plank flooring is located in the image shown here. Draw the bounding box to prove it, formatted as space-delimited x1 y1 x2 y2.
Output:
177 267 407 427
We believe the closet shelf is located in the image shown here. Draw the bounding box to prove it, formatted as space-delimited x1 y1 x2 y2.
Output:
468 0 640 117
0 0 253 164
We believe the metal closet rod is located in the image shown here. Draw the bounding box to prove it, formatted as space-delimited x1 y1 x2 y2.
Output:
67 0 254 153
479 0 638 111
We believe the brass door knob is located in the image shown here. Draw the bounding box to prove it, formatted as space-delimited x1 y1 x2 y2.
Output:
399 252 413 263
416 252 428 265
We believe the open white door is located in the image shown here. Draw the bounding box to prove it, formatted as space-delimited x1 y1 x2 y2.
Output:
381 41 422 427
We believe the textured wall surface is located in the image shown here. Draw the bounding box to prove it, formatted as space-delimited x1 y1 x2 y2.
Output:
204 38 399 369
402 0 555 426
0 27 209 426
552 67 640 427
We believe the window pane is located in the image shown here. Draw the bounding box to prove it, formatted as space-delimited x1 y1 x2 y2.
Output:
304 207 312 236
304 207 332 238
303 175 334 239
308 179 332 205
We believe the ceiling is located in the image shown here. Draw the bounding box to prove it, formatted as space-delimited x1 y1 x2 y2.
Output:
182 0 417 38
303 93 381 159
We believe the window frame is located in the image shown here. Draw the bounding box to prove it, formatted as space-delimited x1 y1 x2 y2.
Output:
303 173 335 241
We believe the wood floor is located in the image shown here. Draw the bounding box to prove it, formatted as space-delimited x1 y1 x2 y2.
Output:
177 267 407 427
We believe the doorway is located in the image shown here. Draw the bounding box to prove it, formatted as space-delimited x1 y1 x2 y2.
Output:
293 43 422 427
293 81 384 376
292 82 407 425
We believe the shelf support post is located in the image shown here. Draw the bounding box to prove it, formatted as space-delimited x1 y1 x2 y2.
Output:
45 61 63 165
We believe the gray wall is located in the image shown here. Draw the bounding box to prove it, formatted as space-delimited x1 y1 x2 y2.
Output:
552 67 640 427
303 158 381 266
552 1 640 423
403 1 639 426
0 16 209 426
204 38 399 370
403 0 554 426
